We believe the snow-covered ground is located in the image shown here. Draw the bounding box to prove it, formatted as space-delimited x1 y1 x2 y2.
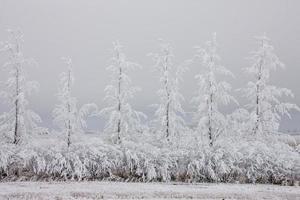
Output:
0 182 299 200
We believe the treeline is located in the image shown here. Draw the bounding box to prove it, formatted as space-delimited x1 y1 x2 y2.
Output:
0 30 299 185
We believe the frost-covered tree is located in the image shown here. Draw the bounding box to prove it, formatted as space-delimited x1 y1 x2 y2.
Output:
53 58 76 147
0 29 43 144
100 42 145 144
192 33 237 146
53 58 97 147
243 34 300 136
150 41 187 142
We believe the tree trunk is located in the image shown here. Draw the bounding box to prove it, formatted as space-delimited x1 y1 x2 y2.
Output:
67 69 72 148
117 56 122 144
164 55 170 141
67 105 71 148
208 80 213 147
13 67 20 144
208 57 214 147
166 99 170 140
253 42 264 135
254 82 260 135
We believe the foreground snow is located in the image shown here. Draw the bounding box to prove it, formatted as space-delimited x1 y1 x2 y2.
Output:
0 182 299 200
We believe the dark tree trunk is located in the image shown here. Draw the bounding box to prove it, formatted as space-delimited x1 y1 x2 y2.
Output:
67 69 72 148
164 55 170 141
13 68 20 144
117 55 122 144
208 80 213 147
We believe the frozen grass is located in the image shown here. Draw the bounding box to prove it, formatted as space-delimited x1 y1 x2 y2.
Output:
0 181 299 200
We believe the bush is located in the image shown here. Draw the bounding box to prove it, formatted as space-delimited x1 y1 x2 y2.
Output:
0 132 299 185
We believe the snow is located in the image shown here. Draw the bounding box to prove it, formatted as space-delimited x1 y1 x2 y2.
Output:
1 30 299 189
0 181 298 200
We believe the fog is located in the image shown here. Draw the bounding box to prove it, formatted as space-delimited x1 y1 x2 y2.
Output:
0 0 299 132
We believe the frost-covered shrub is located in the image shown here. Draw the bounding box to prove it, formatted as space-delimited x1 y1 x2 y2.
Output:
0 131 299 185
236 140 299 184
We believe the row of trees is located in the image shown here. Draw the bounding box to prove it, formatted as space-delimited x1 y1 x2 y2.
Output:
0 30 299 148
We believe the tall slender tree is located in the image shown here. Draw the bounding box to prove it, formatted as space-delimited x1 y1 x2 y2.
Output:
53 58 97 147
243 34 299 136
53 58 76 147
150 40 187 142
192 33 236 146
0 29 42 144
100 42 145 144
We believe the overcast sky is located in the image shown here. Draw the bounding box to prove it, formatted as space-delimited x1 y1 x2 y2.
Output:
0 0 299 132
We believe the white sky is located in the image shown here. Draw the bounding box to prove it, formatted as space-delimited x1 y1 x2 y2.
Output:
0 0 299 132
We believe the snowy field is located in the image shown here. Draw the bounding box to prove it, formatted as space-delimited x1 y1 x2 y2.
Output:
0 182 299 200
